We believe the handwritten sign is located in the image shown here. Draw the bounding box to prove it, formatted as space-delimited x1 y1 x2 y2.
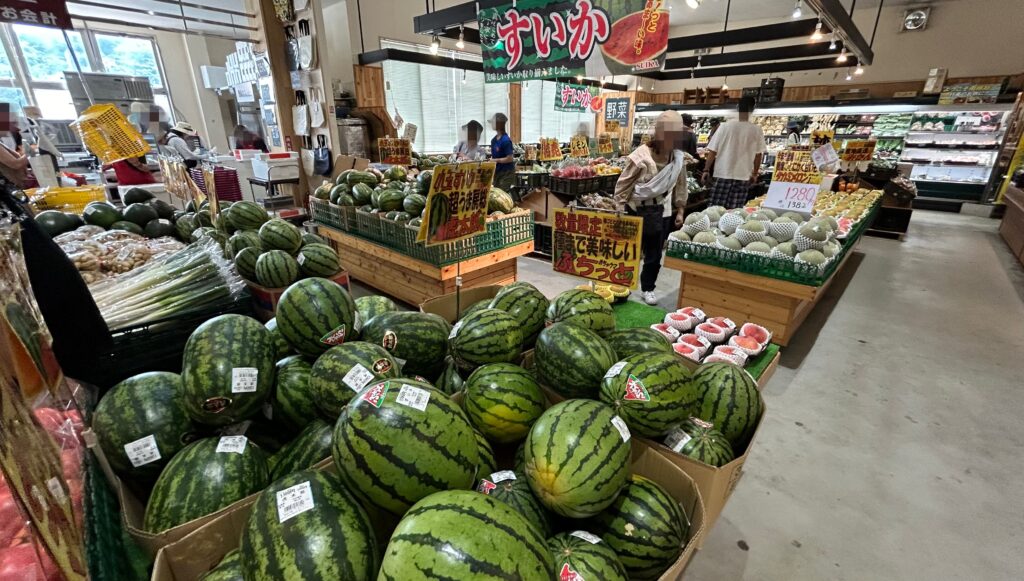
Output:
570 135 590 158
840 140 877 162
539 138 562 161
605 120 620 133
378 138 412 165
554 82 603 112
598 134 614 155
764 148 823 215
811 143 839 170
552 208 643 289
417 162 496 246
810 130 836 149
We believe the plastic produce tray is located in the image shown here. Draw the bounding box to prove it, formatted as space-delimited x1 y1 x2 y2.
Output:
515 172 549 190
548 176 602 196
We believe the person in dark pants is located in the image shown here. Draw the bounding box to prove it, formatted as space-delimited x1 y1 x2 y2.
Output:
488 113 516 191
614 111 689 305
703 97 767 208
680 114 699 158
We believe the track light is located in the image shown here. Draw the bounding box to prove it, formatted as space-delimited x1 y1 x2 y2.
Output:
845 69 853 81
810 20 823 41
686 0 701 8
854 65 864 75
430 34 440 55
836 48 848 63
722 77 729 90
696 56 702 69
576 74 583 81
829 33 837 50
792 0 802 19
456 25 465 49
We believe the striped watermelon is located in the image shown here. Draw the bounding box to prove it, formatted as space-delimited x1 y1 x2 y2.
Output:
548 531 628 581
201 549 241 581
354 295 397 325
599 353 700 438
605 328 673 358
477 471 552 536
92 371 194 481
436 356 464 395
458 298 492 321
181 314 276 427
449 308 522 371
143 436 270 532
546 289 615 337
332 379 478 515
301 232 327 246
535 322 618 398
269 419 332 480
524 400 631 518
226 230 261 258
259 218 302 254
588 474 688 580
360 311 451 379
276 277 358 357
309 341 399 418
272 355 315 432
239 469 378 581
264 318 291 359
474 429 497 477
692 362 762 450
513 441 527 475
234 246 259 281
297 243 340 278
666 417 735 467
255 250 299 289
489 283 549 347
464 363 545 444
378 490 552 580
228 200 269 230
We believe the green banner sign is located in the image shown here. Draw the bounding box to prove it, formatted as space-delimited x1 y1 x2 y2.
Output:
554 82 602 112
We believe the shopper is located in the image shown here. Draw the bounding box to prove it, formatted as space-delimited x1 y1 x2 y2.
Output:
160 121 203 169
232 124 269 153
488 113 516 191
703 97 767 208
454 120 486 160
786 119 804 146
614 110 688 305
680 114 699 158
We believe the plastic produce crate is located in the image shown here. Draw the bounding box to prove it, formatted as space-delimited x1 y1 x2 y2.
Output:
309 198 357 231
28 186 106 214
515 172 549 190
548 176 602 196
71 104 150 164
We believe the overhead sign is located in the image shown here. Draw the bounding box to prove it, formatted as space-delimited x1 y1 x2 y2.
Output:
604 97 630 123
554 82 603 112
377 138 412 165
0 1 72 29
938 83 1002 105
417 162 496 246
764 149 823 215
840 140 877 163
479 0 669 83
553 208 643 289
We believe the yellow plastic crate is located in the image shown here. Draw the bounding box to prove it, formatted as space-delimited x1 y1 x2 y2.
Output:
71 104 150 164
28 186 106 214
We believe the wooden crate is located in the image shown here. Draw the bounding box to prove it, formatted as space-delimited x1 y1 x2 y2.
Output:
319 228 533 305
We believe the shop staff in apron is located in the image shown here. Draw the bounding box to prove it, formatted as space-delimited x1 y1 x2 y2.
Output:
489 113 516 191
614 111 689 305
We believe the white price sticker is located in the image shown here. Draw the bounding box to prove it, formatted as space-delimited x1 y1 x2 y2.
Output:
216 435 248 454
666 429 692 453
448 320 464 340
343 363 376 393
276 481 315 523
124 434 161 468
46 477 67 503
353 310 363 333
232 367 259 393
570 530 602 544
611 416 631 443
604 361 628 379
395 384 431 412
490 470 516 483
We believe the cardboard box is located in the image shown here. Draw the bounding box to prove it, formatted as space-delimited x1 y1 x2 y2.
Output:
329 154 370 183
518 190 573 224
418 284 504 324
246 270 351 322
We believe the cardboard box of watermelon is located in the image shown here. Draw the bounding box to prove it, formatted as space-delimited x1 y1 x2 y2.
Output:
247 269 350 322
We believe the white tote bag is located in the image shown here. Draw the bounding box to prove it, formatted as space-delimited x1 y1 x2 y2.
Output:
297 19 317 70
300 136 316 177
292 91 309 136
308 88 325 128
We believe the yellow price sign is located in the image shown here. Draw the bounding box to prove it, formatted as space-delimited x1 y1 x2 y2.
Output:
539 138 562 161
570 135 590 158
417 162 496 246
552 208 643 289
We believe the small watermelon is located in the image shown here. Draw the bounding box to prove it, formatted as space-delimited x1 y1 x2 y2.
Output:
228 200 269 231
666 417 735 467
296 243 340 278
548 531 628 581
435 356 464 395
255 250 299 288
546 289 615 336
308 341 399 418
354 295 398 325
463 363 545 444
269 419 333 480
301 232 327 246
477 471 552 536
360 311 451 380
449 308 522 371
691 363 762 451
258 218 302 253
276 278 358 357
234 247 260 281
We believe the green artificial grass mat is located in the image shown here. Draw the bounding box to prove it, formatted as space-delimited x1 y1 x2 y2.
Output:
746 343 780 380
613 300 668 329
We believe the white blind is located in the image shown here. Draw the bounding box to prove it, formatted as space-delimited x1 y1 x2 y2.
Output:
520 80 596 144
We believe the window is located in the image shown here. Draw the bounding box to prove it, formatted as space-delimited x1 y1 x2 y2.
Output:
13 25 90 82
0 87 26 112
95 34 164 89
520 80 596 143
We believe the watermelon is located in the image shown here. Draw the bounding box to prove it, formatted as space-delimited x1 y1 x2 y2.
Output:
143 436 270 532
123 203 159 227
599 353 699 438
328 183 349 203
546 289 615 336
435 356 464 395
226 230 262 258
534 323 617 398
111 220 144 235
255 250 299 288
276 277 358 357
605 328 673 358
332 379 478 515
239 469 378 581
175 213 198 240
489 283 549 347
377 190 404 212
201 549 241 581
402 193 426 215
272 355 315 431
524 400 631 518
264 318 291 359
458 298 492 321
296 243 340 278
259 219 302 253
196 209 213 227
513 441 527 475
234 247 259 281
181 314 276 427
83 202 122 229
123 187 156 205
313 181 333 200
666 417 735 467
588 474 688 580
378 490 551 580
354 295 398 325
228 201 269 231
691 363 762 450
149 199 176 220
477 471 551 536
214 206 236 235
474 429 497 477
351 183 373 205
360 311 451 379
347 171 378 187
92 372 194 481
309 341 399 418
269 419 333 480
383 165 407 181
301 232 327 246
464 363 545 444
450 308 522 371
548 531 628 581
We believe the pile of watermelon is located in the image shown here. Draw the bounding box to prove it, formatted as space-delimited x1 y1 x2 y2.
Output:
38 187 186 240
90 280 763 580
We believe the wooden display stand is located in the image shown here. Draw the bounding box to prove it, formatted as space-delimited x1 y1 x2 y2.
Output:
318 228 534 306
664 247 858 347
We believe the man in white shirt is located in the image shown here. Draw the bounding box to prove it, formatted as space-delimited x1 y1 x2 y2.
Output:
702 97 767 208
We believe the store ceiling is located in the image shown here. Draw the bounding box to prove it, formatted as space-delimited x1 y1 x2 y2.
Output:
67 0 255 40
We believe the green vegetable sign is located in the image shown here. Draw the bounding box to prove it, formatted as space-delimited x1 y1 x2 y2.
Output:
479 0 669 83
417 162 496 246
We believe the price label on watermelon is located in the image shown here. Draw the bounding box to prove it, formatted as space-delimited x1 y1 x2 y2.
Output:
448 320 463 340
569 530 602 545
395 384 431 412
231 367 259 393
604 361 627 379
276 481 315 523
46 477 67 504
490 470 516 483
343 364 375 393
124 434 161 467
353 311 363 333
665 428 692 453
216 435 248 454
610 416 631 443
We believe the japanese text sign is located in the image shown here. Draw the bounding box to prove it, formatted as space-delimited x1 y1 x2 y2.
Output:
604 97 630 122
479 0 669 83
840 140 876 162
540 138 563 161
553 208 643 289
0 1 71 29
764 149 823 215
810 130 837 149
570 135 590 157
402 123 418 144
377 138 412 165
554 82 603 112
417 162 496 246
811 143 839 170
598 134 613 154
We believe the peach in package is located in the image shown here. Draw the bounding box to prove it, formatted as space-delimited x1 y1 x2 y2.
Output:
650 323 681 342
672 342 702 362
663 312 696 333
694 322 728 344
707 345 749 366
676 333 711 357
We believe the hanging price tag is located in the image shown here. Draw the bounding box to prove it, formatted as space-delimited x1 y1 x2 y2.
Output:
124 435 161 468
343 363 375 393
216 435 248 454
231 367 259 393
276 481 315 523
395 384 431 412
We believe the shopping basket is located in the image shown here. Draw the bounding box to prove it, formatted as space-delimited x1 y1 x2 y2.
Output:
71 104 150 164
28 185 106 214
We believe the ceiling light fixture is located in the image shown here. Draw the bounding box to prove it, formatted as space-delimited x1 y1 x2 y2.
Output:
810 20 823 41
855 65 865 75
836 48 848 63
845 68 853 81
829 33 837 50
792 0 803 19
722 76 729 90
686 0 701 9
576 74 583 81
696 55 702 69
429 34 440 55
456 25 465 49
